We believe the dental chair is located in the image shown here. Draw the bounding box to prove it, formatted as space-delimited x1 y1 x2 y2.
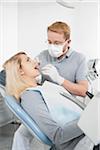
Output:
0 83 15 127
77 58 100 150
0 71 53 148
4 95 53 147
78 92 100 150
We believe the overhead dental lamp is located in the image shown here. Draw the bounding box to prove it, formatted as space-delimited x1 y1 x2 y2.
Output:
56 0 75 9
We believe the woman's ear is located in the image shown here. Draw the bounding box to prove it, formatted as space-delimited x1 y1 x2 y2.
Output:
19 69 24 75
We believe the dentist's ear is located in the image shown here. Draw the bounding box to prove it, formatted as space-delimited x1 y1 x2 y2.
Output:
64 39 71 47
63 39 71 52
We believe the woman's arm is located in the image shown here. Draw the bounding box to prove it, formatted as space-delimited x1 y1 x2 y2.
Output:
21 90 60 143
21 90 83 149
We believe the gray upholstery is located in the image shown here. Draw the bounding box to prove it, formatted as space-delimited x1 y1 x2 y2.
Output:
0 84 14 127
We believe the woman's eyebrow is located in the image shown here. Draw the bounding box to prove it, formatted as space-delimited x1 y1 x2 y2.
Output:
26 56 30 61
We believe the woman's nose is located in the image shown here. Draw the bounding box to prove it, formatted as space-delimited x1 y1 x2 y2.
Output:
34 60 40 69
34 58 40 66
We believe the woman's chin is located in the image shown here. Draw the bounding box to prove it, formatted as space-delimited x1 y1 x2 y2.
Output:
37 72 40 76
35 74 42 84
36 70 40 76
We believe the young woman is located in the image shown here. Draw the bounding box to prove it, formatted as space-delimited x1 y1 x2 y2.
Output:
3 52 84 150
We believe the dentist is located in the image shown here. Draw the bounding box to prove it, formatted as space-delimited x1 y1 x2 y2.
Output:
36 21 88 96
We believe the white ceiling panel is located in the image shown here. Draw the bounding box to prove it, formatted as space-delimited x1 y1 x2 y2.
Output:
0 0 99 2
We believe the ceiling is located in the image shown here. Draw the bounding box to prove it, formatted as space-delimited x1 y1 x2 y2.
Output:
0 0 99 2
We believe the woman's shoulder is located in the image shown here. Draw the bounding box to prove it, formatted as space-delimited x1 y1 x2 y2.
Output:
21 89 42 101
20 89 46 110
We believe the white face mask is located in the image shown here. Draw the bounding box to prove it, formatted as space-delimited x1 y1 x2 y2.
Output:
48 43 65 58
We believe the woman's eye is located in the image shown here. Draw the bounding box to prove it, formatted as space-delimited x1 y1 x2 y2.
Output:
27 57 30 61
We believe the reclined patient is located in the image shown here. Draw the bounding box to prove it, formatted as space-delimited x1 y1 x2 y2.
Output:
3 52 85 150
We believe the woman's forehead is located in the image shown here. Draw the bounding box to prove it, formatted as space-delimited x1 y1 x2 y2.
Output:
20 54 27 60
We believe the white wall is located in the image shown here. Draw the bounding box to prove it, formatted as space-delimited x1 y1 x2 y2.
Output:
0 1 99 71
18 2 75 57
0 2 18 70
71 2 99 59
18 1 99 60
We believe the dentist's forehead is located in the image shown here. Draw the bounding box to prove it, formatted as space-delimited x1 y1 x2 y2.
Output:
48 30 65 41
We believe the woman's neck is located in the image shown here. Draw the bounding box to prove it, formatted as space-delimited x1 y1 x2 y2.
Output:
23 76 37 88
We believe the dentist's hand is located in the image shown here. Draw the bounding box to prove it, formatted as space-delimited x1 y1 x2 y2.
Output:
41 64 64 85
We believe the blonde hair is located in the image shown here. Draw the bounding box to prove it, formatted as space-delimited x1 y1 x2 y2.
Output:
47 21 71 40
3 52 32 100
